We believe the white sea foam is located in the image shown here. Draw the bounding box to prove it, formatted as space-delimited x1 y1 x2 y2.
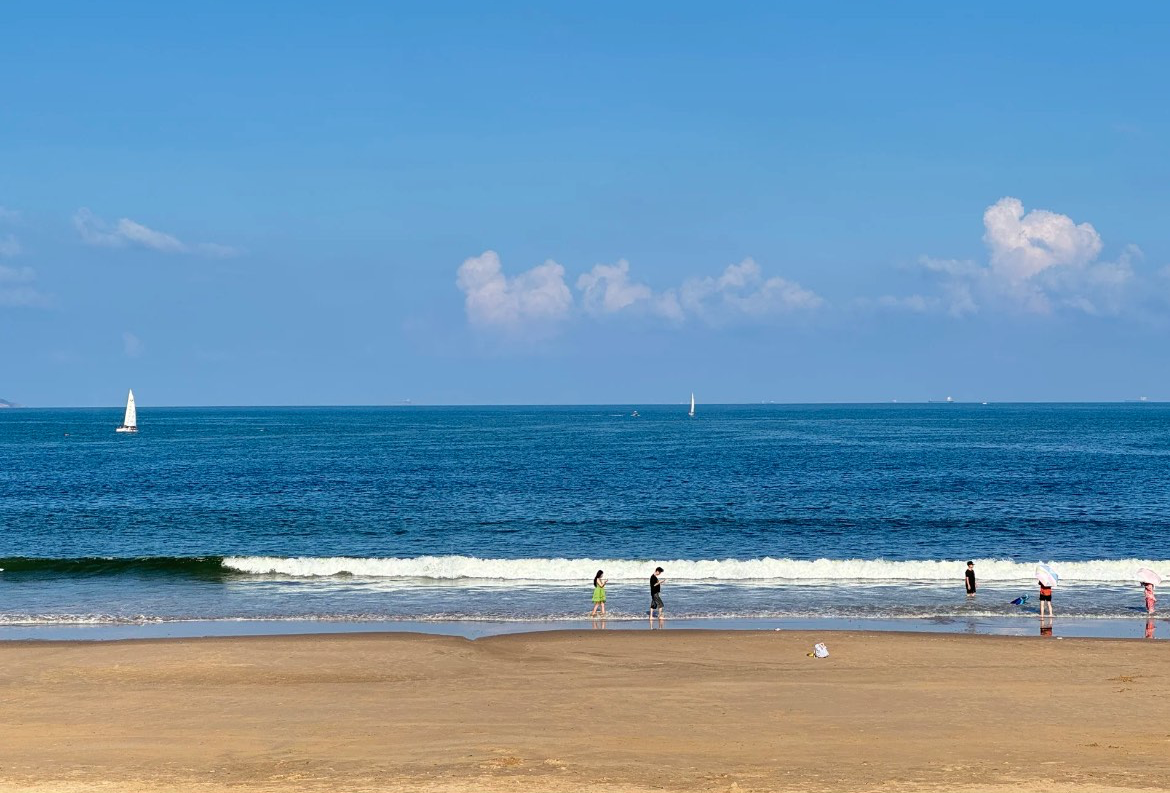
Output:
221 555 1170 583
0 609 1154 626
0 613 164 626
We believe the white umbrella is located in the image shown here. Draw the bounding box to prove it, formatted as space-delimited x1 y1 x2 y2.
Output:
1137 568 1162 585
1035 563 1059 587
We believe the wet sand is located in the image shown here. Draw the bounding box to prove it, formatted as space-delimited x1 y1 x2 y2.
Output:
1 630 1167 792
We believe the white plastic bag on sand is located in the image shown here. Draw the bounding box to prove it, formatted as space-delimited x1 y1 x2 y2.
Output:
813 642 829 658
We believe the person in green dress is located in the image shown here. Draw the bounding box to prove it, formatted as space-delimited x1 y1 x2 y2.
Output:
590 570 608 617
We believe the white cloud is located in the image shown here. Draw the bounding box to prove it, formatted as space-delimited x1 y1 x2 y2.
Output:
455 250 573 330
574 257 820 325
122 331 144 358
576 260 684 321
983 197 1102 282
458 252 822 331
0 234 21 258
114 217 187 253
0 264 50 308
882 197 1135 317
73 208 239 257
577 260 651 314
679 258 824 323
74 208 124 247
917 256 981 278
0 206 20 224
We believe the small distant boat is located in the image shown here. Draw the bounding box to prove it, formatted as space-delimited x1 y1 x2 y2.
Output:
115 389 138 433
630 410 640 418
688 392 695 418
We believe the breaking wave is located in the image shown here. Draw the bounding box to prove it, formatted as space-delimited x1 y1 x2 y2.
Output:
221 555 1169 583
2 555 1164 584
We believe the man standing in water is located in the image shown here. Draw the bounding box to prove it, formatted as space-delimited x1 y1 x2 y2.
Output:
649 566 665 623
965 561 976 597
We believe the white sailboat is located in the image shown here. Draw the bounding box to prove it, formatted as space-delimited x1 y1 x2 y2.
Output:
116 389 138 433
688 392 695 417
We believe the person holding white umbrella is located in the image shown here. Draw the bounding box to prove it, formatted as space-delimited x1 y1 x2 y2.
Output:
1036 564 1058 619
1137 568 1161 614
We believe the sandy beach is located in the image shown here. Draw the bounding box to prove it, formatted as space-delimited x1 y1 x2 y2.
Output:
0 630 1167 793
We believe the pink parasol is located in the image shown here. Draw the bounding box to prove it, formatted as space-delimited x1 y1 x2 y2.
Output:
1137 568 1162 585
1035 564 1059 587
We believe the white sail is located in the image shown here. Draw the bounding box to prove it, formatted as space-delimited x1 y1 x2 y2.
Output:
116 389 138 432
689 392 695 417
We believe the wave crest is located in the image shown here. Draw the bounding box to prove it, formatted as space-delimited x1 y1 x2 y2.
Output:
221 555 1169 583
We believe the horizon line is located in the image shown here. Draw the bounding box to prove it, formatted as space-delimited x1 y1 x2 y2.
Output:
2 400 1165 410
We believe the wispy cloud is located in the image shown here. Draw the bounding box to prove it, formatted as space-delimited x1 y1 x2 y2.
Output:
73 208 240 257
0 234 21 258
0 265 35 283
194 242 240 258
0 264 51 308
455 250 574 331
678 258 824 323
0 206 20 224
122 331 144 358
878 197 1135 317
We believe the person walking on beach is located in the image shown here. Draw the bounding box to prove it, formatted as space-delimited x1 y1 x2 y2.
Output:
591 570 608 618
1038 578 1054 618
1143 581 1156 614
649 566 665 621
964 561 976 596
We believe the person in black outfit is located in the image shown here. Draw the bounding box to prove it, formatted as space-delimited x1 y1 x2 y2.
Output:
965 561 976 596
649 566 665 621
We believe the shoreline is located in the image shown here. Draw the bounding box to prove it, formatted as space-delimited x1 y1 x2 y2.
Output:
2 613 1165 642
2 629 1167 792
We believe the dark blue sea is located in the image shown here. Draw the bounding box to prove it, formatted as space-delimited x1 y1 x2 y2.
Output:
2 404 1168 638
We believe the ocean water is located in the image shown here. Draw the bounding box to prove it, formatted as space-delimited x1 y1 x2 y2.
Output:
1 404 1168 636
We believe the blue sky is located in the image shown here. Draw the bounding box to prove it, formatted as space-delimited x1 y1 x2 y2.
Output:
3 2 1169 405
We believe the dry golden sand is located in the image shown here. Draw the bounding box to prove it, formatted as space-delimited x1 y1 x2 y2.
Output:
0 629 1167 792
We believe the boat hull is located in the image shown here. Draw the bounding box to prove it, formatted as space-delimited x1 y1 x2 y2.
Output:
115 426 137 433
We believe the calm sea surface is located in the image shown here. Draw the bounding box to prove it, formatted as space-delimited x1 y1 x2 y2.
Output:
1 404 1168 633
